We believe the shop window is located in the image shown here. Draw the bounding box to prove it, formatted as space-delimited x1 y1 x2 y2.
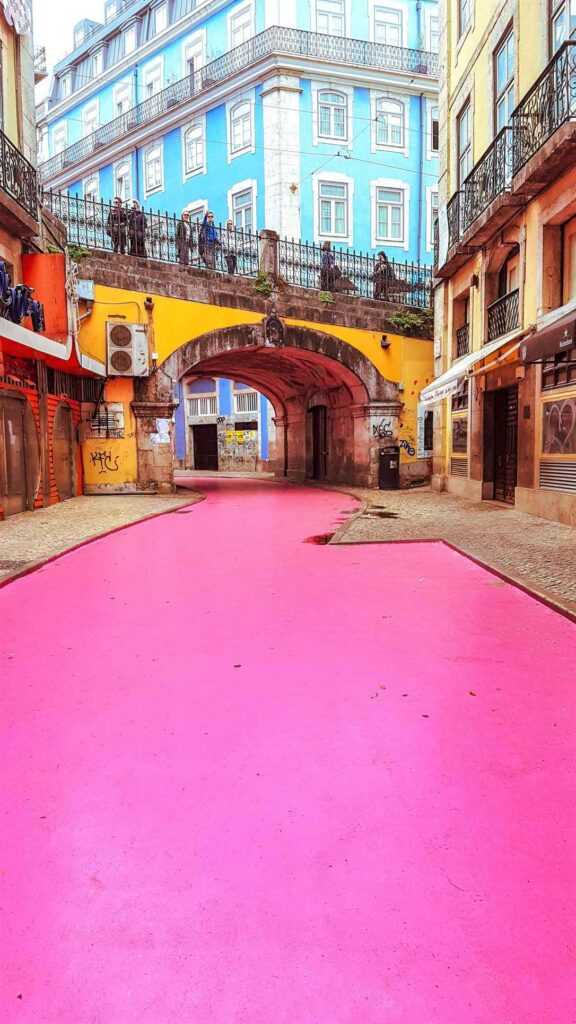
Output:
423 409 434 451
542 394 576 453
452 379 469 411
452 416 468 452
542 346 576 390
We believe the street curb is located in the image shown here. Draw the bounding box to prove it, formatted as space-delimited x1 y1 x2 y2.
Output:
0 493 204 591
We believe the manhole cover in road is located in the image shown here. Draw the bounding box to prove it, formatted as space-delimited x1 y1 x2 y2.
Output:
0 560 30 570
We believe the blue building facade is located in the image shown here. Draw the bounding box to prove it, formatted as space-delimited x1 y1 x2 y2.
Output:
36 0 439 467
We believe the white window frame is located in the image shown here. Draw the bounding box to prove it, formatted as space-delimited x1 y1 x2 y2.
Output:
371 91 409 156
233 387 259 414
227 92 255 161
182 200 208 225
313 172 354 245
113 78 133 116
424 6 440 52
182 29 206 78
188 394 218 418
228 1 255 48
371 178 409 250
369 0 408 47
52 123 68 155
124 23 138 55
83 174 100 203
144 139 164 197
81 100 99 138
142 57 164 99
91 48 104 78
228 179 258 231
313 0 349 36
153 1 169 35
114 157 133 202
312 82 352 146
426 185 439 251
37 125 49 163
59 73 72 99
182 117 206 179
426 99 439 160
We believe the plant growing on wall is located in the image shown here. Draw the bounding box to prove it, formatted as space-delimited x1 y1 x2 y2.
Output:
254 271 274 298
385 309 433 338
319 291 335 304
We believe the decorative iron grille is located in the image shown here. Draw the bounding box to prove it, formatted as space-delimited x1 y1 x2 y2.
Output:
447 191 463 250
456 323 470 357
0 127 38 220
39 26 438 182
278 238 432 308
512 40 576 175
461 126 513 234
487 288 520 341
41 191 260 278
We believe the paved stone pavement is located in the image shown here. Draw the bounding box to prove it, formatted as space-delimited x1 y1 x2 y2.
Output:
333 486 576 616
0 492 200 584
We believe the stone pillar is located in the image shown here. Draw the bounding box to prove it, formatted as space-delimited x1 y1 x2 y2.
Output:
283 396 307 482
259 229 279 279
131 368 177 494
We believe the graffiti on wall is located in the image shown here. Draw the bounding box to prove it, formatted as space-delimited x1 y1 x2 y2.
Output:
90 450 119 474
372 418 394 439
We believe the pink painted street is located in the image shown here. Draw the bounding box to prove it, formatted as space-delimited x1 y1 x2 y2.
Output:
2 478 575 1022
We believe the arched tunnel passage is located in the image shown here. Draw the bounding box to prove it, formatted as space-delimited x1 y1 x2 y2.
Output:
161 323 402 488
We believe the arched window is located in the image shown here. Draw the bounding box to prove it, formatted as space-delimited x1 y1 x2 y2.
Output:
230 99 252 154
184 121 204 175
144 142 163 194
318 90 347 141
376 97 405 148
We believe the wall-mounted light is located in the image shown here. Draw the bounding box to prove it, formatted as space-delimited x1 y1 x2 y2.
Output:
380 334 390 349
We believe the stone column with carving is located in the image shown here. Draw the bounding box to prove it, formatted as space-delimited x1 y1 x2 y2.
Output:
259 229 279 280
131 366 177 494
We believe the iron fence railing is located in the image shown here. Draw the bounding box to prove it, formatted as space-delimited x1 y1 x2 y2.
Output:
40 26 438 182
461 126 513 234
487 288 520 341
512 40 576 175
41 191 260 277
279 238 433 307
456 323 470 357
0 128 38 221
447 191 463 251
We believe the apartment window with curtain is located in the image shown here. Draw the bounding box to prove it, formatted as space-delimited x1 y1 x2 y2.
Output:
114 160 132 201
429 104 439 153
114 81 132 116
550 0 576 52
458 0 471 38
494 28 515 133
427 13 440 51
184 34 205 77
183 121 204 176
457 100 472 186
143 60 163 98
232 187 255 231
229 4 254 47
319 181 348 237
230 100 252 154
318 90 347 141
82 102 99 137
144 142 163 195
375 186 405 243
316 0 346 36
375 96 405 148
373 6 403 46
84 175 99 204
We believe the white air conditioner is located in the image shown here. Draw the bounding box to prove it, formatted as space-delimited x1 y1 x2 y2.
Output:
106 322 149 377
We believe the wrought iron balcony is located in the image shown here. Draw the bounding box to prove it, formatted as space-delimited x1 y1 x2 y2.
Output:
34 47 48 83
433 216 439 272
455 323 470 357
512 40 576 176
461 127 513 234
487 288 520 342
447 191 463 251
39 26 438 182
0 128 38 223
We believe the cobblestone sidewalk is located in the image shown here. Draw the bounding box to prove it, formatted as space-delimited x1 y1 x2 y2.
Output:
0 492 200 585
333 487 576 616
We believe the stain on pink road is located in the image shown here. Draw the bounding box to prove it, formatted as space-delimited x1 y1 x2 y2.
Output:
2 478 576 1023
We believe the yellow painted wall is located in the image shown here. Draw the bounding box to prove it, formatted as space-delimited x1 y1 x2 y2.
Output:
0 11 20 146
82 378 139 491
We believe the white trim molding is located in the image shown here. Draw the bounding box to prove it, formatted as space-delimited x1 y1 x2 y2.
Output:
370 177 410 250
371 89 410 156
423 4 440 53
227 178 258 230
312 170 354 246
311 80 353 147
141 55 165 100
368 0 409 47
181 115 207 180
83 172 100 201
113 153 134 202
312 0 352 36
143 138 164 197
227 0 256 49
182 198 209 221
426 184 439 252
226 89 256 162
264 0 297 27
181 27 207 77
112 76 134 116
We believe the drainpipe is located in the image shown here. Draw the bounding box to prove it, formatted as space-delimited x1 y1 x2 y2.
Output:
133 65 141 203
416 1 423 48
417 94 425 260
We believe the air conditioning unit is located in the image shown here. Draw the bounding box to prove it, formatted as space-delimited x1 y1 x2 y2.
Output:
106 322 149 376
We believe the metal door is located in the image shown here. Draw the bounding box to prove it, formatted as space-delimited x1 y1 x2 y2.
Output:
0 396 26 517
494 386 518 504
311 405 327 480
53 403 75 500
379 447 400 489
193 424 219 470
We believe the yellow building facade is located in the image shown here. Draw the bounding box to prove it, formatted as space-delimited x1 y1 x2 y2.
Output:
427 0 576 525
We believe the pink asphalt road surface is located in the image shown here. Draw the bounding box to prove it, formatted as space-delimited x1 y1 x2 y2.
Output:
2 478 576 1023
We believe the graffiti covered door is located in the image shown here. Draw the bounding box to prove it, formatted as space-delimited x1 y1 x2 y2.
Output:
53 403 75 500
0 395 27 517
311 405 327 480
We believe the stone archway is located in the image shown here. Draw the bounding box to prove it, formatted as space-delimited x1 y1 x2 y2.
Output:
133 322 402 490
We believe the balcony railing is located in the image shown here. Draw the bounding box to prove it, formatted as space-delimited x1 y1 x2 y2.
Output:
455 323 470 357
461 126 513 234
0 128 38 222
487 288 520 341
39 26 438 182
447 191 463 250
512 40 576 175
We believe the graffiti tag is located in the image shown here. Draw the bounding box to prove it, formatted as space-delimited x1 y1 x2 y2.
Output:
372 417 394 439
399 439 416 457
90 450 119 474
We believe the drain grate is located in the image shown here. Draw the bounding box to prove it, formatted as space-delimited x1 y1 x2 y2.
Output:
0 560 30 571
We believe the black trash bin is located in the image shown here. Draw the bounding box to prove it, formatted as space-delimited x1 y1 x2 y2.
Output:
379 446 400 490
